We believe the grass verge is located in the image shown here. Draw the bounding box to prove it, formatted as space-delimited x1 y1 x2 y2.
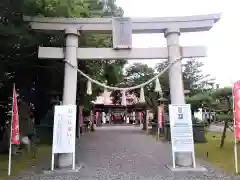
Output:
195 131 239 174
152 131 239 174
0 144 51 179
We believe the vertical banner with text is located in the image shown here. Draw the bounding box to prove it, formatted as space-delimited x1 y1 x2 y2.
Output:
233 81 240 141
11 86 20 145
8 85 20 176
158 106 163 129
139 112 142 123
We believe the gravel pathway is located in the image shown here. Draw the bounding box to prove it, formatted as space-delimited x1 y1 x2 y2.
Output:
14 125 240 180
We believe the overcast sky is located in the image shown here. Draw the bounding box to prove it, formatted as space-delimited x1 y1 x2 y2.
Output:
116 0 239 87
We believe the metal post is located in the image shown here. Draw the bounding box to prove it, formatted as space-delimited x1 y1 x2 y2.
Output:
165 27 193 167
58 28 79 168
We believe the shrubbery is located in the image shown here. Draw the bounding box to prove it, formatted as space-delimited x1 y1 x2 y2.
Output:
216 114 233 122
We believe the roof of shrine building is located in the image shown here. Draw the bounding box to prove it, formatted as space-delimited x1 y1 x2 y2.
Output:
91 90 139 105
91 90 152 112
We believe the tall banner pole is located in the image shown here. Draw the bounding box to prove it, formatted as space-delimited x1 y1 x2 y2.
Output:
139 112 142 129
233 81 240 174
157 106 163 140
8 86 14 176
146 110 148 133
8 84 20 176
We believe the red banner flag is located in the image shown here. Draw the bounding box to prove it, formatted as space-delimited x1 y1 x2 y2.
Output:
139 112 142 123
158 106 163 129
233 81 240 141
11 85 20 145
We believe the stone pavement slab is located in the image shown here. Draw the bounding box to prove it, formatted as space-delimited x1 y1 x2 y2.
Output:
14 125 240 180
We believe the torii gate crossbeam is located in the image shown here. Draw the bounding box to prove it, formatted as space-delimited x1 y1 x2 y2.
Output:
23 14 220 33
38 46 206 60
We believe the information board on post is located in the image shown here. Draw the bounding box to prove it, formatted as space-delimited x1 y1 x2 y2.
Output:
169 104 196 168
51 105 77 170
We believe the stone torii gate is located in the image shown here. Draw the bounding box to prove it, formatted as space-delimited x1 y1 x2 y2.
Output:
24 14 220 169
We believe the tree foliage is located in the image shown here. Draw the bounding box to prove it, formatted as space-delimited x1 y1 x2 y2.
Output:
0 0 126 147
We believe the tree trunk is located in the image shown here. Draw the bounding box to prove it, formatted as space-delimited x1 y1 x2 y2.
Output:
220 120 228 148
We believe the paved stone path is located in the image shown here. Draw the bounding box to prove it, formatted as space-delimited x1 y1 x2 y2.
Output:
15 125 240 180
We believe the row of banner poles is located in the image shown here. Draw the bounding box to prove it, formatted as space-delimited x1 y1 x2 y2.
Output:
7 81 240 175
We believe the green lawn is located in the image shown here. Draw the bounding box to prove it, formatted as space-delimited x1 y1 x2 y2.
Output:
152 130 239 174
195 131 239 174
0 145 52 179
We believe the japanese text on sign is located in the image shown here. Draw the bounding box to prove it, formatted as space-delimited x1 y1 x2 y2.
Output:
52 105 76 154
112 17 132 49
169 104 195 152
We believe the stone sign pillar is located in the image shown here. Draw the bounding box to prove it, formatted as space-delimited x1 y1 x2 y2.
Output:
165 27 193 167
58 28 79 168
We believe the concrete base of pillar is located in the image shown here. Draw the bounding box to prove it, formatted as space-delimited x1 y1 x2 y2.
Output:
43 164 84 174
57 153 73 168
166 164 207 172
175 152 193 167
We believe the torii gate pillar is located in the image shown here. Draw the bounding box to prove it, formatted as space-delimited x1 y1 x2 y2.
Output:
165 28 191 166
58 28 79 167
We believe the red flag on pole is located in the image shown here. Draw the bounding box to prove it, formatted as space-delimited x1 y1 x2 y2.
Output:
11 85 20 145
139 112 142 123
158 106 163 129
8 85 20 176
233 81 240 141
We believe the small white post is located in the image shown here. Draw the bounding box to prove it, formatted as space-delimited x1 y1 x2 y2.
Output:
133 111 135 124
102 112 106 124
72 152 75 170
146 110 149 134
51 153 54 171
232 83 239 174
234 138 238 174
8 85 15 176
8 123 13 176
157 107 160 140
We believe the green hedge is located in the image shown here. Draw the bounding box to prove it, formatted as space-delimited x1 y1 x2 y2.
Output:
216 114 233 121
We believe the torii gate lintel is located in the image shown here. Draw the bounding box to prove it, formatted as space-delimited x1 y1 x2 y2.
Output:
38 46 207 60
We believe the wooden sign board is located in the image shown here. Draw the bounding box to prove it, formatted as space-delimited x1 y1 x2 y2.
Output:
112 17 132 49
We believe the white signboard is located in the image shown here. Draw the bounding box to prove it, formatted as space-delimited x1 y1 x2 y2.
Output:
112 17 132 49
52 105 76 154
169 104 196 168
